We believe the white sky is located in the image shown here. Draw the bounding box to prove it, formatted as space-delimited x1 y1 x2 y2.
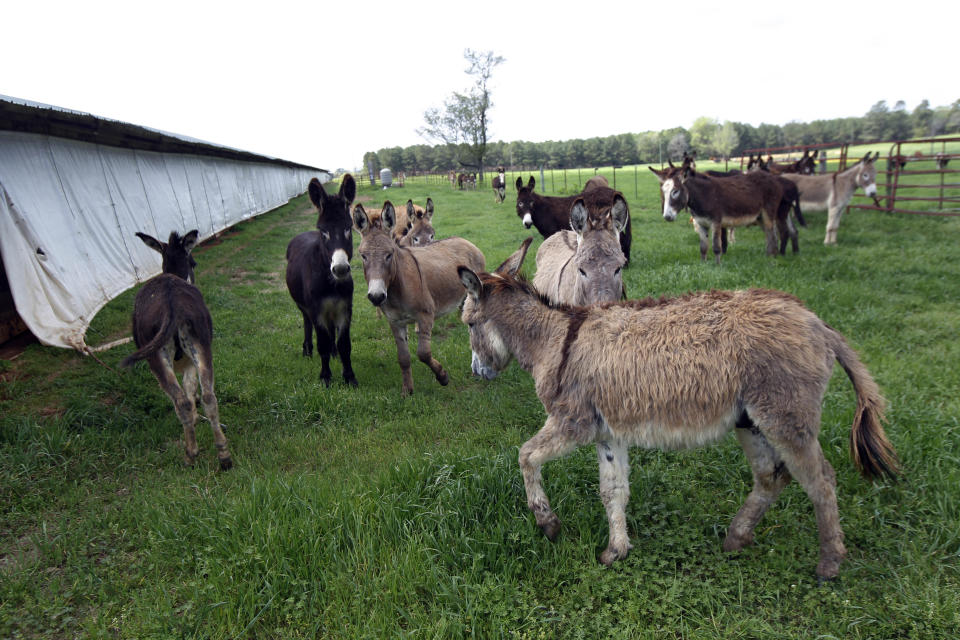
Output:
3 1 954 172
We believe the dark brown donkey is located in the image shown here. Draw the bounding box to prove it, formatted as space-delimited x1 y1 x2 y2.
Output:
122 230 232 470
515 176 632 264
458 260 898 580
661 166 784 263
285 176 357 387
492 167 507 203
354 201 485 395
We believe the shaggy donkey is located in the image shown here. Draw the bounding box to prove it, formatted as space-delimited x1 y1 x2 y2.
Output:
286 176 357 386
532 191 629 306
354 201 485 395
780 152 879 245
122 230 232 470
516 176 632 264
458 260 898 580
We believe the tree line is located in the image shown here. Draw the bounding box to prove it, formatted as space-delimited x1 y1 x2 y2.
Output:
361 98 960 175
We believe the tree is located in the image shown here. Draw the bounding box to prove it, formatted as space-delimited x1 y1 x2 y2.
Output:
418 49 505 179
911 99 933 137
712 121 740 164
689 117 718 157
666 132 689 162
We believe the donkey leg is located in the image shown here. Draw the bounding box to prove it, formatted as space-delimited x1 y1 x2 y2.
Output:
711 223 723 264
518 414 584 542
389 322 415 395
695 222 710 262
300 309 313 357
148 355 198 466
824 204 843 245
415 315 448 386
597 439 633 565
313 323 334 387
193 343 232 471
724 419 792 552
336 320 357 387
761 213 778 256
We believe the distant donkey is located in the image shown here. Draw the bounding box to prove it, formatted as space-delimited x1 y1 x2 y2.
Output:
122 229 232 470
459 258 899 580
492 167 507 203
354 201 485 395
285 175 358 387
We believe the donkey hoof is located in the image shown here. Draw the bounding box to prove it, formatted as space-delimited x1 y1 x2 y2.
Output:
344 375 359 388
539 515 562 542
600 545 630 566
437 371 449 386
320 375 332 388
722 531 754 552
219 456 233 471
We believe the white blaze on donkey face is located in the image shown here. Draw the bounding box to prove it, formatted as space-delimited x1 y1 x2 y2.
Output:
661 178 679 221
330 248 350 280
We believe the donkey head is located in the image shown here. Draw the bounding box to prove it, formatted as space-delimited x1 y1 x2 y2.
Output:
515 176 537 228
309 175 356 282
458 238 532 380
400 198 436 247
570 196 627 305
661 167 693 221
856 152 879 198
798 149 817 175
354 202 399 307
136 230 200 284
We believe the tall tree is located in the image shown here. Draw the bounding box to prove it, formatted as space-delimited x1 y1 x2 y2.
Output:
712 121 740 165
418 49 505 179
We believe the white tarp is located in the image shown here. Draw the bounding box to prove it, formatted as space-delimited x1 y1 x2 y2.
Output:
0 130 325 350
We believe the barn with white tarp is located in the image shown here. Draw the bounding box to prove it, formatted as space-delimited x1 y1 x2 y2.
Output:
0 95 330 351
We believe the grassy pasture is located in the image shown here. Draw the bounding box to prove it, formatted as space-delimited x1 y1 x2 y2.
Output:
1 166 959 638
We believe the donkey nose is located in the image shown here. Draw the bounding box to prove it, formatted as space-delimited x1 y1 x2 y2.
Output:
367 291 386 306
332 262 350 279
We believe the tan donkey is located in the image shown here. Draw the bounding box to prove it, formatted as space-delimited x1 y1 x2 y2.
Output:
458 258 898 580
354 201 485 395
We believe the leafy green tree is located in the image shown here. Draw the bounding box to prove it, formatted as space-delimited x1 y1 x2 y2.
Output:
418 49 505 178
911 100 933 137
689 117 718 156
666 132 689 162
712 121 740 163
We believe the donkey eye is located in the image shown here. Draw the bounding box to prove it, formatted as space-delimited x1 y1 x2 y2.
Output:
321 231 330 241
578 268 587 277
671 190 680 198
614 267 622 275
385 254 392 263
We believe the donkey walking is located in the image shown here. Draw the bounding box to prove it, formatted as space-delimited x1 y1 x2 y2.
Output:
122 230 232 470
285 176 357 387
492 167 507 203
459 258 898 580
780 152 879 245
354 201 485 395
533 190 629 306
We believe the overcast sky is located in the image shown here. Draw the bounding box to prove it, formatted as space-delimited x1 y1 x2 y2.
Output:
4 1 955 172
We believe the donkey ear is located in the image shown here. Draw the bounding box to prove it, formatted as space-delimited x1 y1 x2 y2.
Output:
135 232 164 253
527 176 535 191
424 198 434 221
569 199 588 234
339 174 356 204
182 230 200 253
382 202 397 230
495 236 533 276
308 178 327 211
352 204 370 232
458 266 483 300
648 166 665 182
515 176 523 191
611 196 629 232
406 199 416 218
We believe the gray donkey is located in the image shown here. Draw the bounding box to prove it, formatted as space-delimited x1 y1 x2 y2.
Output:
354 201 485 395
122 230 232 470
458 255 898 580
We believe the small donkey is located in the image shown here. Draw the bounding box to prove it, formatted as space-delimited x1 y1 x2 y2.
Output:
122 230 232 470
354 201 485 395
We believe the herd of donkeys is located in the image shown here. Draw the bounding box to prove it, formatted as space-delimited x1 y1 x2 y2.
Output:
119 156 897 580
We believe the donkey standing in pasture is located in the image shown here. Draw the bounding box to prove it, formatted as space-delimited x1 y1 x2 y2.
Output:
492 167 507 203
533 190 629 306
660 165 787 263
765 149 817 175
122 230 232 470
516 176 632 265
458 258 899 580
285 175 358 387
354 201 485 395
780 152 879 245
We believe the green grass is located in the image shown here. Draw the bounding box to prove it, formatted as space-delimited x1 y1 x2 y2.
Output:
2 173 959 638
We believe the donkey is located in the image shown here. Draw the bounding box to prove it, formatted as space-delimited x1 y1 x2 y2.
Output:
583 175 609 191
122 230 232 470
747 156 808 254
285 175 357 387
533 191 629 306
492 167 507 203
661 166 784 263
458 261 899 580
936 152 950 170
516 176 632 264
354 201 485 395
780 152 879 245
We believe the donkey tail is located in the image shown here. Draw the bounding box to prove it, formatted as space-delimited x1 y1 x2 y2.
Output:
830 329 899 481
120 297 179 369
792 192 807 227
